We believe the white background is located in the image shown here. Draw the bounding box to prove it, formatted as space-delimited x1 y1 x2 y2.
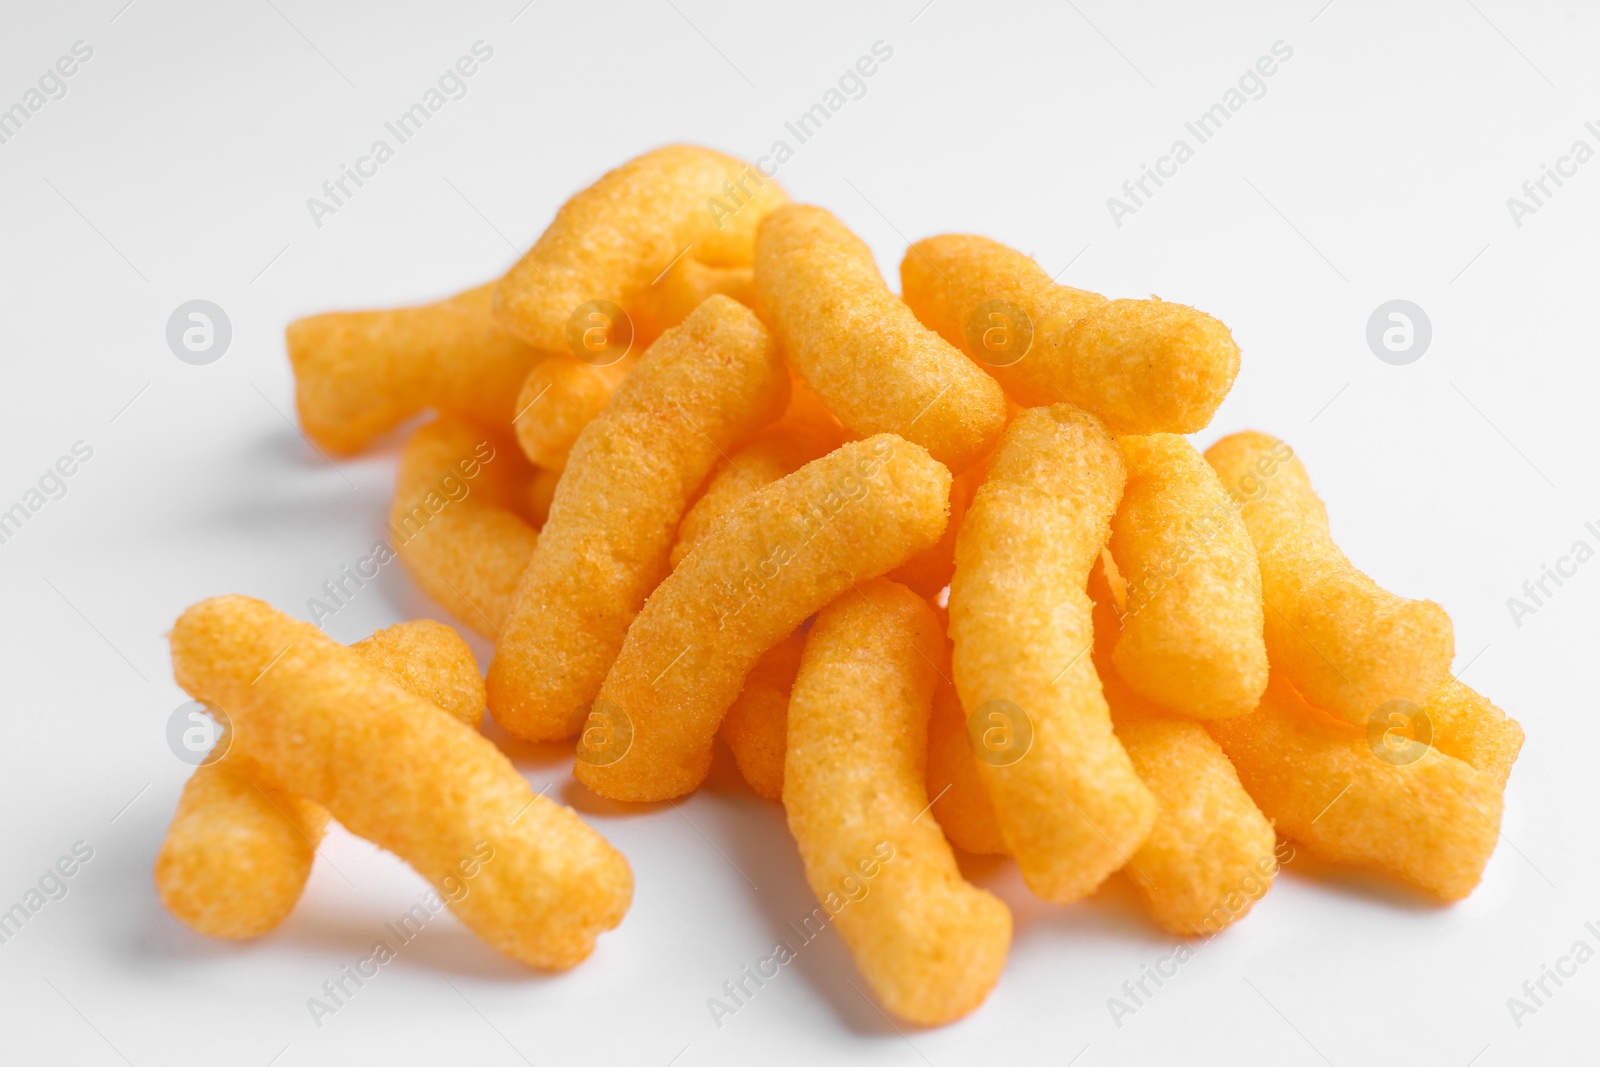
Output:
1 1 1595 1064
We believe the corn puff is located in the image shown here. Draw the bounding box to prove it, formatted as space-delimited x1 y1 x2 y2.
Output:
756 204 1008 472
1205 431 1454 726
949 404 1155 903
1108 433 1267 719
1090 564 1277 935
670 380 844 568
155 619 484 939
785 579 1010 1025
719 629 805 802
287 282 541 454
577 434 950 801
391 417 539 638
488 296 789 741
926 678 1008 856
900 234 1239 434
1208 673 1501 900
494 145 787 352
170 596 632 968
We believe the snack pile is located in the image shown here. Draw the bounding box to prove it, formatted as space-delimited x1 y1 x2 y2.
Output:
157 144 1524 1025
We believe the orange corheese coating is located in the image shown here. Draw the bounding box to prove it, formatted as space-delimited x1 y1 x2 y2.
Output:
287 283 541 454
1115 711 1280 934
670 380 844 568
890 459 983 600
1207 673 1502 901
512 251 765 468
155 619 484 939
949 404 1155 903
703 448 980 800
1107 433 1267 720
168 596 632 968
347 619 488 725
524 463 563 528
630 257 758 344
755 205 1008 473
1422 677 1523 788
925 678 1008 856
900 235 1239 435
391 418 539 639
721 617 994 816
916 603 1006 857
155 762 324 941
576 434 951 801
493 145 788 352
512 353 639 469
1205 431 1455 726
488 296 790 742
784 580 1010 1025
1089 565 1277 936
671 437 802 568
718 629 804 802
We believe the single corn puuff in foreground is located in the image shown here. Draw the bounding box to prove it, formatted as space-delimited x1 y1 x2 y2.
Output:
784 579 1011 1025
949 404 1156 904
